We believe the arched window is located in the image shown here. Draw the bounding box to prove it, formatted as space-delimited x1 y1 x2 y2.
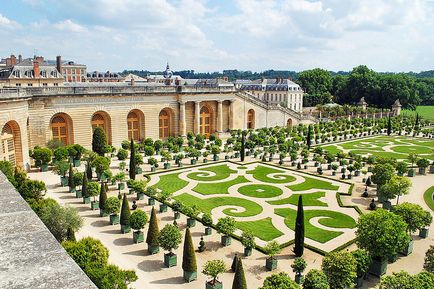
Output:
91 111 111 144
200 106 212 137
51 115 69 145
1 124 16 165
91 113 106 131
247 109 255 129
127 111 140 141
287 118 293 128
159 110 171 139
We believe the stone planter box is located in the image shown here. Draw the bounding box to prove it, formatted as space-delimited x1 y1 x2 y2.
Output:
118 183 125 190
191 159 197 165
121 224 131 234
151 166 156 172
407 169 415 177
187 218 196 228
73 159 81 167
148 197 155 206
183 270 197 282
205 227 212 235
137 192 145 200
60 176 68 187
164 163 171 169
100 209 108 217
295 274 304 284
265 257 277 271
160 203 168 213
91 201 99 210
221 235 231 247
83 197 91 204
419 228 429 238
40 164 49 172
110 214 120 225
244 247 252 257
400 239 413 256
75 190 82 198
206 281 223 289
419 167 426 175
164 253 177 268
133 230 144 243
213 155 219 161
148 244 159 255
369 258 387 276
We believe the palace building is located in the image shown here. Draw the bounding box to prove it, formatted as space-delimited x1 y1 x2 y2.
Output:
0 64 310 170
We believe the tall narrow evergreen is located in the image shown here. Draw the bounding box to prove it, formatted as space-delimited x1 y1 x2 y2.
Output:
99 181 107 212
86 161 92 180
182 228 197 273
120 193 131 226
387 114 392 136
146 207 160 246
92 127 107 156
231 254 239 272
68 163 74 189
82 170 88 197
129 139 136 180
415 113 419 126
294 195 305 257
232 258 247 289
306 126 312 149
240 132 245 162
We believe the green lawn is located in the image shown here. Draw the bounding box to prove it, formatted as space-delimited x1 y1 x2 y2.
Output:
423 186 434 212
247 165 296 183
236 218 283 241
321 145 343 155
275 208 357 243
174 193 263 217
287 176 339 191
402 106 434 121
391 145 433 155
153 172 188 194
187 164 237 181
267 191 327 207
192 176 249 195
237 184 283 198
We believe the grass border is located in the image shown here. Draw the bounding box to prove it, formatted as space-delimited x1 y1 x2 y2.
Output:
423 186 434 212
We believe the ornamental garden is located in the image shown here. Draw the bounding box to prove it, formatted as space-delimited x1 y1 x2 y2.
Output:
2 113 434 289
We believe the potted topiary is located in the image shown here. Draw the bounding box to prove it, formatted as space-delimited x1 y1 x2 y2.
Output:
216 217 236 247
114 172 126 190
158 224 182 268
146 207 160 254
241 230 255 257
73 172 84 198
146 187 157 205
92 155 111 181
105 196 120 225
417 158 430 175
202 260 226 289
352 249 371 288
158 190 172 213
202 212 213 235
99 181 108 217
87 181 100 210
211 145 221 161
72 144 84 167
130 209 148 243
396 162 408 177
120 194 131 233
189 148 200 165
31 147 52 172
54 160 70 186
407 153 418 177
184 205 200 228
203 151 209 163
148 157 158 172
182 228 197 282
291 257 307 284
331 163 339 176
264 241 281 271
171 200 183 220
162 151 172 169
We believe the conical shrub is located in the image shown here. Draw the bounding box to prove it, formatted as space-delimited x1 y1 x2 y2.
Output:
182 228 197 273
120 193 131 226
82 171 88 197
294 195 305 257
99 181 107 211
232 258 247 289
146 206 159 246
129 139 136 180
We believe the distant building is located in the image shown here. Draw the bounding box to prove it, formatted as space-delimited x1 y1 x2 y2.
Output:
235 78 304 112
0 55 63 88
86 70 123 82
54 56 87 83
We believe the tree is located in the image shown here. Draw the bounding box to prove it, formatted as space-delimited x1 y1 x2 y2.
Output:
297 68 332 106
291 257 307 277
260 272 301 289
371 163 395 189
92 127 107 156
202 260 227 286
424 245 434 273
129 139 136 180
216 217 236 236
81 171 89 198
99 181 107 213
387 114 392 135
105 197 120 215
306 125 312 149
351 249 372 279
182 228 197 273
146 207 160 247
294 195 305 257
92 264 138 289
380 271 417 289
120 193 131 227
321 251 357 289
394 202 432 234
129 209 148 231
232 258 247 289
378 175 411 204
396 162 408 176
241 230 256 249
416 271 434 289
39 201 83 242
303 269 329 289
356 209 409 259
63 237 109 271
18 179 46 201
0 160 15 183
87 181 100 202
68 163 74 189
158 224 182 253
240 131 246 162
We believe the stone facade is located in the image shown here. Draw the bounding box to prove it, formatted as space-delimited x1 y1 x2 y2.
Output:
0 85 311 169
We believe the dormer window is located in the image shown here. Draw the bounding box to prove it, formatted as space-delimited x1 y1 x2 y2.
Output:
51 71 58 78
40 71 47 78
13 70 21 78
24 70 33 78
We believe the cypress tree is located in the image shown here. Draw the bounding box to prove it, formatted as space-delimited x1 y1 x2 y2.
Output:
68 163 74 189
120 193 131 226
146 206 160 246
182 228 197 273
99 181 107 212
240 132 245 162
387 114 392 136
232 258 247 289
415 113 419 126
92 127 107 156
86 161 92 180
129 139 136 180
82 170 88 197
231 254 239 272
306 126 312 149
294 195 305 257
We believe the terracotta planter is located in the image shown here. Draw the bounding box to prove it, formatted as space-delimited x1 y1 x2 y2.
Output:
133 230 144 243
164 253 177 268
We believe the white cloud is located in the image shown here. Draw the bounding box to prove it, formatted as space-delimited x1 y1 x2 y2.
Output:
0 14 21 29
53 19 87 33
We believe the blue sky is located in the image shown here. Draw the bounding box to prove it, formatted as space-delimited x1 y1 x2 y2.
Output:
1 0 433 73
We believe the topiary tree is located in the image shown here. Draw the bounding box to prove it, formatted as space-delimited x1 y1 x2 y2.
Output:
81 171 89 198
241 230 256 256
216 216 236 246
158 224 182 267
116 148 128 160
146 206 160 254
182 228 197 281
87 181 100 203
352 249 372 280
129 139 136 180
129 209 148 243
120 193 131 233
380 271 417 289
260 272 301 289
394 202 432 235
291 257 307 278
105 196 120 225
321 251 357 289
371 163 395 189
99 181 107 216
232 258 247 289
424 245 434 273
294 195 305 257
303 269 330 289
92 127 107 156
387 114 392 135
240 131 246 162
202 260 227 287
378 175 411 204
68 163 74 190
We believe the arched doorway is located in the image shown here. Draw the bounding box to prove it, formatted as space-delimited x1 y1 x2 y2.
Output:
247 109 255 129
200 106 212 137
91 111 111 144
1 121 23 167
159 109 172 139
127 110 144 141
286 118 293 128
51 113 73 145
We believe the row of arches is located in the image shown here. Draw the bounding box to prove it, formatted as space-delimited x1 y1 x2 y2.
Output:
1 121 23 167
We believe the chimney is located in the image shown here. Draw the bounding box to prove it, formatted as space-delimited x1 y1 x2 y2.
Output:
35 56 44 64
130 78 135 86
56 56 62 73
175 78 180 86
10 54 17 66
18 54 22 63
33 60 40 78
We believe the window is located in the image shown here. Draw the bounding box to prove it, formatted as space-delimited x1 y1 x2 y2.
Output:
43 83 47 86
15 83 21 87
127 111 140 141
51 115 69 145
54 83 58 86
247 109 255 129
1 124 16 166
27 83 33 87
200 106 212 137
159 110 171 139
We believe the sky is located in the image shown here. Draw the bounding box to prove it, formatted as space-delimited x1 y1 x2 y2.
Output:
0 0 433 73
